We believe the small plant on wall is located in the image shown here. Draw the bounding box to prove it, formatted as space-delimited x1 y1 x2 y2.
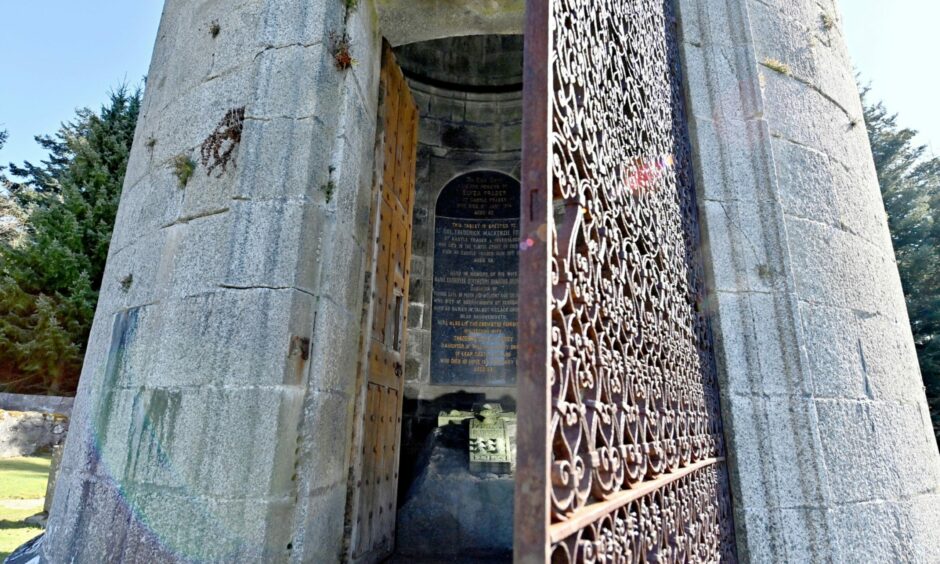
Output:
172 154 196 188
331 32 356 70
761 58 792 76
321 166 337 203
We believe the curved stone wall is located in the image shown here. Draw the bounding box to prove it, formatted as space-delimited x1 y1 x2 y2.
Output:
44 0 385 561
377 0 524 46
40 1 940 562
391 39 522 553
395 35 523 89
399 80 522 398
678 0 940 561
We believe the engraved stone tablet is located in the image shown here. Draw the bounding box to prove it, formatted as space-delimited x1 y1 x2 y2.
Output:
431 171 520 386
469 404 516 475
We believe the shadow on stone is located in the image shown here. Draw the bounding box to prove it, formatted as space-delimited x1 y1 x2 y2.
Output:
394 427 513 562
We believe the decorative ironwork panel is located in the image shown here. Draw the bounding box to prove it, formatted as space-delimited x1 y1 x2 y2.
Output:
552 464 736 562
518 0 737 561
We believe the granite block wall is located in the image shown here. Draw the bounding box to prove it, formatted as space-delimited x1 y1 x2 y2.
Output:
677 0 940 561
44 0 384 561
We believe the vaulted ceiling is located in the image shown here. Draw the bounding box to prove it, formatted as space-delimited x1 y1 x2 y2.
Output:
376 0 524 46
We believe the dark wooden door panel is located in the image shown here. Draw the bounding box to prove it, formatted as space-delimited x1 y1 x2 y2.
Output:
348 41 418 564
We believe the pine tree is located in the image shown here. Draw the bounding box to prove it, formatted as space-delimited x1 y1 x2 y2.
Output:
0 131 29 247
863 88 940 446
0 88 140 395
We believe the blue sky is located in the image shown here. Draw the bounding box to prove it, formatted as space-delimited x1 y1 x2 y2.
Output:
1 1 937 165
0 1 164 167
842 0 940 155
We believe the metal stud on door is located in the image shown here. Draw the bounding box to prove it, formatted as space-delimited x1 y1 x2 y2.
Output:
516 1 737 562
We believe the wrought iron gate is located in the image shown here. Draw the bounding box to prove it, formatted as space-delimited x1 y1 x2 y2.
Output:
515 1 737 561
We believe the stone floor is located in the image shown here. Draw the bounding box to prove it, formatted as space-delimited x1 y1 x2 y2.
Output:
386 556 511 563
394 428 514 562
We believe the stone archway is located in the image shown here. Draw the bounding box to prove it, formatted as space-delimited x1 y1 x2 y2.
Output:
40 1 940 562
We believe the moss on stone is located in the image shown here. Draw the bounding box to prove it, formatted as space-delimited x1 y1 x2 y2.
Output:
762 58 792 76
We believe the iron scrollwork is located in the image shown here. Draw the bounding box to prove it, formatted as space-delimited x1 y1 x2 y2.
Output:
547 0 736 560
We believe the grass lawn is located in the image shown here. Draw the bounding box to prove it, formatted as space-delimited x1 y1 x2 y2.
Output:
0 455 51 560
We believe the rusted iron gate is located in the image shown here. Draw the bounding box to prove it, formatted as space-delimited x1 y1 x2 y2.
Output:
515 0 737 561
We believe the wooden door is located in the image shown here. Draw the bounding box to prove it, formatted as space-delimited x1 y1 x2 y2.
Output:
345 42 418 564
515 1 737 562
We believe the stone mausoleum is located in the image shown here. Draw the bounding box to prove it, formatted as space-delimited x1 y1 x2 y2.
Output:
35 0 940 562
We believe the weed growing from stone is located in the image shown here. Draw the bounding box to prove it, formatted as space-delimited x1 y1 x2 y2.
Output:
120 274 134 292
321 180 336 203
762 58 791 76
172 154 196 188
331 32 356 70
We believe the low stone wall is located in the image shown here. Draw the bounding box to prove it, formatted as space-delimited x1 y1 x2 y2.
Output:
0 393 74 416
0 409 69 458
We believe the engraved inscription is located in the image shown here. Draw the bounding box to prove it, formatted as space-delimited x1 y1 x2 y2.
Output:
431 171 520 386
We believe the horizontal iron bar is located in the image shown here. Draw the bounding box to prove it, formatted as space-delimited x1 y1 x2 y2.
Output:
548 457 726 544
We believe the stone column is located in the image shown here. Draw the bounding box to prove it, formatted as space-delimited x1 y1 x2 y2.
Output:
43 1 383 562
678 0 940 561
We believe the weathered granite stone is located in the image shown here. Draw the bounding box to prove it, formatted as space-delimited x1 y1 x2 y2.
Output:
44 0 382 562
681 0 940 560
0 410 69 458
42 444 65 514
0 394 73 416
376 1 523 46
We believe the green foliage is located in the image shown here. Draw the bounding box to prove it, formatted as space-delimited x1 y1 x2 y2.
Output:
321 179 336 203
0 132 28 247
0 88 140 395
762 58 791 76
172 154 195 188
863 87 940 446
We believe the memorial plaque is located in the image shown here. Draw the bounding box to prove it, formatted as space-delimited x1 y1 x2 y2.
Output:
431 171 520 386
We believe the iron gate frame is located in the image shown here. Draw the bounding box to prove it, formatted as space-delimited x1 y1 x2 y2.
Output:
514 1 737 561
